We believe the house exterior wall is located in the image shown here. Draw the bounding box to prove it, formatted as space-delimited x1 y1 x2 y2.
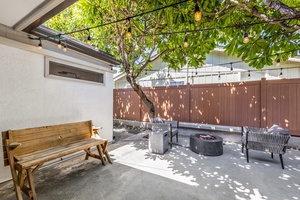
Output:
114 49 300 89
0 39 114 182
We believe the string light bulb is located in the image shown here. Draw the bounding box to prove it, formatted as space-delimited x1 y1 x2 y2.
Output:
87 35 91 45
87 30 91 45
57 40 62 49
37 39 42 49
184 37 188 47
276 58 280 66
218 72 221 80
194 4 201 21
279 68 283 78
195 68 198 75
248 70 251 79
167 68 170 78
145 70 147 75
126 27 132 38
63 43 67 52
230 63 233 71
243 32 249 43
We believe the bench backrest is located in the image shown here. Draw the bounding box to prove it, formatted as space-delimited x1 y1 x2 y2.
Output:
2 120 93 166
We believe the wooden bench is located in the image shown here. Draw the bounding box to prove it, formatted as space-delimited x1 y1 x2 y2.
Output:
2 120 112 200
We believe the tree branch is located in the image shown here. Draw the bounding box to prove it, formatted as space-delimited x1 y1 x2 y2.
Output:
229 0 300 31
136 48 169 78
262 0 300 17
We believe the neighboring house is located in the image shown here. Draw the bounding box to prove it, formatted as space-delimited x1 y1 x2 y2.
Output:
114 47 300 89
0 1 120 183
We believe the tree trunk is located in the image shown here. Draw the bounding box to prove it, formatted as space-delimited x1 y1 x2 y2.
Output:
126 75 155 119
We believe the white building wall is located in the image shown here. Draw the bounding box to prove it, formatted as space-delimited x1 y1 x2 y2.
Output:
0 41 114 182
115 48 300 88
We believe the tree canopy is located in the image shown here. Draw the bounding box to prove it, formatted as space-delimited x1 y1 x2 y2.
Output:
45 0 300 117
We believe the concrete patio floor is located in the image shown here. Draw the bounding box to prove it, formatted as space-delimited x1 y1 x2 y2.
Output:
1 128 300 200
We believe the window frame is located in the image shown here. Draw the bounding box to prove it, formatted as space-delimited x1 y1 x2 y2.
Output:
44 56 105 85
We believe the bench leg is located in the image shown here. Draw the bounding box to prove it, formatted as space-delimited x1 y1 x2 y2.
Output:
101 142 112 164
279 154 284 169
96 145 105 165
10 166 23 200
26 169 37 200
6 146 23 200
19 169 26 190
85 148 91 160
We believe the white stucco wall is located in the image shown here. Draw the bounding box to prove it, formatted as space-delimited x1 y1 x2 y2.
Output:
114 48 300 88
0 41 114 182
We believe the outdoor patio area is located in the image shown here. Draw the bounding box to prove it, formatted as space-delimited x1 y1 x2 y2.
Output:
1 126 299 200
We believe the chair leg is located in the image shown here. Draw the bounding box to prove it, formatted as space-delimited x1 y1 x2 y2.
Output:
170 133 173 149
176 133 178 143
241 143 244 153
246 148 249 163
279 154 284 169
271 152 273 159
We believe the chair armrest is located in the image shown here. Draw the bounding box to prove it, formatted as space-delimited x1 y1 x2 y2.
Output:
147 122 170 132
247 127 268 133
164 120 179 128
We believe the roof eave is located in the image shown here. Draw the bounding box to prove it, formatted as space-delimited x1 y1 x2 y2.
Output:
32 25 121 65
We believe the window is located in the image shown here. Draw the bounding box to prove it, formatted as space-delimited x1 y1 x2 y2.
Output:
45 57 104 84
170 81 184 86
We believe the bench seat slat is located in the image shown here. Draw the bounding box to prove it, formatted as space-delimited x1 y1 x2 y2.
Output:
16 138 107 169
17 138 97 160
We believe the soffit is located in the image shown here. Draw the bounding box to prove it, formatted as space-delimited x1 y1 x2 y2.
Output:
0 0 76 32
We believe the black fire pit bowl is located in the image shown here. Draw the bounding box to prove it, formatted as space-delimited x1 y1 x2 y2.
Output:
190 133 223 156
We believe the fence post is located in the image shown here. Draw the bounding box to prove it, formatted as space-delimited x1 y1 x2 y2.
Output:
260 78 267 128
139 94 142 122
187 83 191 122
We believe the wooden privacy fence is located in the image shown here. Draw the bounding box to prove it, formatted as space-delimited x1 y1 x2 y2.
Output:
114 78 300 137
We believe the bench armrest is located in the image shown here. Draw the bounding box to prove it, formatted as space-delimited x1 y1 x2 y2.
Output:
8 142 21 149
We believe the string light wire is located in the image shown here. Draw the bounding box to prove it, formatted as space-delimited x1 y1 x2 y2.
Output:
31 0 298 42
